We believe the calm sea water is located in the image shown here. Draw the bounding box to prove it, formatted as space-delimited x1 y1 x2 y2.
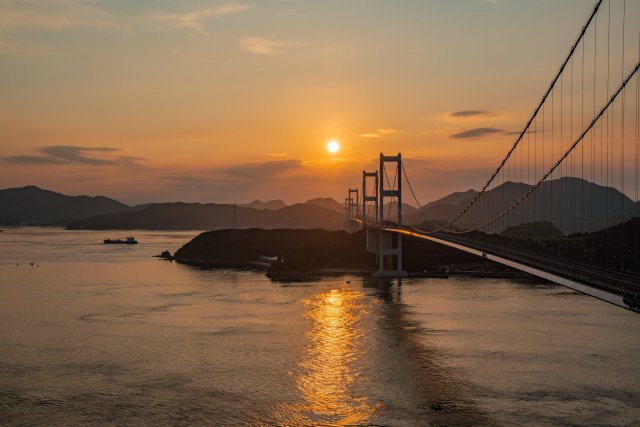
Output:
1 227 639 426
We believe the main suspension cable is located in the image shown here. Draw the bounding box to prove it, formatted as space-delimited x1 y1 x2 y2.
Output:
439 0 603 231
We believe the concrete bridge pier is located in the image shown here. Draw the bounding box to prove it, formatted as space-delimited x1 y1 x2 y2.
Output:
372 229 407 278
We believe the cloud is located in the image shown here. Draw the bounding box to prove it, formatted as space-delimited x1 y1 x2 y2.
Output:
449 110 489 117
450 127 505 139
3 145 145 167
41 146 118 164
151 3 250 35
421 126 461 136
239 37 301 55
4 155 66 165
0 0 111 30
358 128 398 138
378 128 397 134
225 159 303 179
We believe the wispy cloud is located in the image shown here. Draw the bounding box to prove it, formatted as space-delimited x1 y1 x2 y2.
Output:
4 155 66 165
358 128 398 138
225 159 303 179
4 146 145 167
239 37 301 55
0 0 111 30
449 110 490 118
151 3 250 35
421 126 461 136
450 127 505 139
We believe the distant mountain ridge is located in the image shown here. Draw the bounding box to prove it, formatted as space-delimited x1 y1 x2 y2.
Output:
2 181 637 234
421 189 478 211
408 177 639 234
239 199 286 210
0 186 345 230
304 197 343 213
0 185 130 225
65 202 342 230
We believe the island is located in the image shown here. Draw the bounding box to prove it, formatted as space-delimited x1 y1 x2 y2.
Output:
173 229 510 280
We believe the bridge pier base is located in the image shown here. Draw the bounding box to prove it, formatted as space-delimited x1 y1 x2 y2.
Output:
372 269 408 279
372 229 407 278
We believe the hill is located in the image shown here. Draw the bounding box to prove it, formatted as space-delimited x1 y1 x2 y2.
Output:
421 189 478 211
239 199 286 210
304 197 343 213
410 178 638 234
408 190 478 225
383 202 419 220
173 229 490 277
476 216 640 274
500 221 564 239
174 229 373 271
0 185 130 225
65 202 342 230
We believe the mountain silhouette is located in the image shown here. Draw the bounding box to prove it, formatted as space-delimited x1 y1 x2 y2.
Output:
383 202 419 220
239 199 287 210
304 197 343 213
409 177 639 234
65 202 342 230
3 180 637 234
0 185 130 225
500 221 564 239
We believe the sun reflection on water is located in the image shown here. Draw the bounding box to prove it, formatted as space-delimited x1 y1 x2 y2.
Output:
294 288 375 425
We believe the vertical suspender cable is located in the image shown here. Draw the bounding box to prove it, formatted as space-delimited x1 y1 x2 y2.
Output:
620 0 626 271
606 0 611 266
581 28 585 266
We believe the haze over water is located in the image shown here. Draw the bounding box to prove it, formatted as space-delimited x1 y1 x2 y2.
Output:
0 227 639 425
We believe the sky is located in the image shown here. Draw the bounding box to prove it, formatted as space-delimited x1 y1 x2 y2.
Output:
0 0 636 205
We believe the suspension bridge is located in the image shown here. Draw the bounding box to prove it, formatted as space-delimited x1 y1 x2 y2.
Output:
343 0 640 313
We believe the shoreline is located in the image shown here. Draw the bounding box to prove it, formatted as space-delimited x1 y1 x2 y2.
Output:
173 259 536 282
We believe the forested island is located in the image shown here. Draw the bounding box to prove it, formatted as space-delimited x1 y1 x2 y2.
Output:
172 229 506 279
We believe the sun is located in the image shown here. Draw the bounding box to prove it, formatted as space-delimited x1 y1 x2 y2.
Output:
327 140 340 153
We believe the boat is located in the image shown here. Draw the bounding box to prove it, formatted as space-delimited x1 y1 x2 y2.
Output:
104 236 138 245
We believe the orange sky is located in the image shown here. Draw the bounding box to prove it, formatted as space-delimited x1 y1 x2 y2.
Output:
1 0 638 205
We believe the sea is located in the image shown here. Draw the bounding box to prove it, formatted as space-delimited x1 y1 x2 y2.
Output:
0 227 639 426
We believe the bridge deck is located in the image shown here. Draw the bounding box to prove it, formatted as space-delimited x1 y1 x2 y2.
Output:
375 226 640 314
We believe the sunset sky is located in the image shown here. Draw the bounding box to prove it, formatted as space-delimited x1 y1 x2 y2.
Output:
0 0 634 205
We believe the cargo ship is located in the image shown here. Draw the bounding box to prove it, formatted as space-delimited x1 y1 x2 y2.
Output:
104 236 138 244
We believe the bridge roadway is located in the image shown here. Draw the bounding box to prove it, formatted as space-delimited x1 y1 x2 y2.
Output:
374 225 640 314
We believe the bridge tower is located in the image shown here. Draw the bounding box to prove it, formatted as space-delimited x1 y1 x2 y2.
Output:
362 171 378 223
373 153 407 278
343 188 362 234
362 170 379 256
348 188 359 219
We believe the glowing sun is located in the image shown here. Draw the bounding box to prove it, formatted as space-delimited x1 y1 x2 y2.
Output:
327 140 340 153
